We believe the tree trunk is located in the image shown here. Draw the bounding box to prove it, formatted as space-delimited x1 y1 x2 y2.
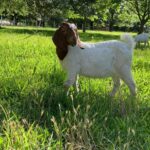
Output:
138 21 145 34
109 21 114 31
82 16 87 33
0 15 2 27
90 21 94 30
108 10 114 32
41 20 45 27
53 21 56 27
13 15 18 26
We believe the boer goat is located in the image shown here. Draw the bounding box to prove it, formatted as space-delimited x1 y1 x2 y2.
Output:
52 22 136 96
135 33 149 47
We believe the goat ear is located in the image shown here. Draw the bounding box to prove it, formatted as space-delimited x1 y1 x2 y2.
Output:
60 22 69 32
77 36 84 49
52 28 68 60
52 29 63 48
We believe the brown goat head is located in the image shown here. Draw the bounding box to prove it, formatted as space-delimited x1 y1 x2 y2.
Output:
52 22 78 60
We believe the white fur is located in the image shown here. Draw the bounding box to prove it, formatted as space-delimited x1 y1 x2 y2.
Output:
135 33 149 47
60 34 136 96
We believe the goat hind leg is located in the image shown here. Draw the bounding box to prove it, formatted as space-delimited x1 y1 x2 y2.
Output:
110 76 120 97
119 65 136 96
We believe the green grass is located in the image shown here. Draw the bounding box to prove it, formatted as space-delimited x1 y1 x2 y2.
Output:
0 26 150 150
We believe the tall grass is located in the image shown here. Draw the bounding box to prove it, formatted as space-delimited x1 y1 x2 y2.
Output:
0 26 150 149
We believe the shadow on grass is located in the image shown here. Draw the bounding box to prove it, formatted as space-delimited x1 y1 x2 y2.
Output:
0 68 115 127
0 68 149 150
0 70 79 126
0 68 139 129
0 26 120 41
0 27 55 37
79 32 119 42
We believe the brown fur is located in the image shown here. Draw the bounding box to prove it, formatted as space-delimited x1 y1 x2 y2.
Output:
52 23 70 60
52 22 84 60
77 37 84 49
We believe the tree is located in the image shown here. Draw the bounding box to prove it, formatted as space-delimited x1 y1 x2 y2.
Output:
106 0 122 31
1 0 28 25
0 0 4 27
125 0 150 33
89 0 121 31
69 0 97 32
118 4 138 31
26 0 69 26
0 0 4 14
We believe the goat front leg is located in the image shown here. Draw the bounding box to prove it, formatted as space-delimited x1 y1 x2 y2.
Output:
73 75 80 93
64 72 77 93
110 76 120 97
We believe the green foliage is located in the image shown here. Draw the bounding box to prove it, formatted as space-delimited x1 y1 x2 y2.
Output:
0 1 4 14
0 27 150 149
118 6 138 27
122 0 150 33
103 0 123 31
2 0 28 16
26 0 68 19
0 0 150 32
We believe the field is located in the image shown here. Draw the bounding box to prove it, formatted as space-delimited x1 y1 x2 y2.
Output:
0 26 150 150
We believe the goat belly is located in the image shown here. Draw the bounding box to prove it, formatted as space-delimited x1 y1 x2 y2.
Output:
79 67 113 78
79 48 116 78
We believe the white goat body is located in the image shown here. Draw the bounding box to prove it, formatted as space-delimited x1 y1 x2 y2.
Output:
61 34 136 96
135 33 149 47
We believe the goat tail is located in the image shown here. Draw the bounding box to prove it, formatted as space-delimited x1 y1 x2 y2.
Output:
121 34 135 51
